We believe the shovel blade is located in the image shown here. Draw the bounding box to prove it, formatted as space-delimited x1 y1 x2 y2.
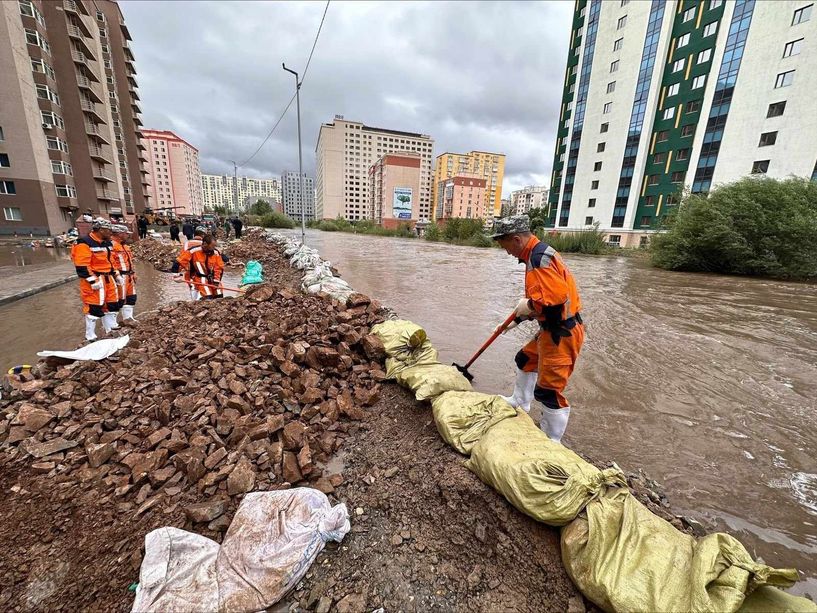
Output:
452 362 474 382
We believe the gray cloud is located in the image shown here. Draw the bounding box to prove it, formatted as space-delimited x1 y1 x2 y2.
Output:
121 0 572 195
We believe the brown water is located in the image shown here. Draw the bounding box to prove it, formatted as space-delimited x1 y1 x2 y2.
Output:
289 229 817 598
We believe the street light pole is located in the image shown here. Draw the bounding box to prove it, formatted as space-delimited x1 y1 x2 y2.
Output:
231 160 239 216
283 62 305 244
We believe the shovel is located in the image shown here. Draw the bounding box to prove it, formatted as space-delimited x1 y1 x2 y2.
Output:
173 277 246 294
453 312 516 382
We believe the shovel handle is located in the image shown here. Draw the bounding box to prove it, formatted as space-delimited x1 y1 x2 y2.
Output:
464 311 516 369
192 280 246 294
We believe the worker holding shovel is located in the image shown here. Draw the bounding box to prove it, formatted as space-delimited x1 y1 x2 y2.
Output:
491 215 584 444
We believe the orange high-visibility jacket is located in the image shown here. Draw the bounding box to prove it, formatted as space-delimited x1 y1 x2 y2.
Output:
111 240 134 274
177 246 224 296
71 231 116 282
518 235 582 324
172 238 203 281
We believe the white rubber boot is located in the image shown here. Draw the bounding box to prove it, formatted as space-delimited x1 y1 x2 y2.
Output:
500 369 538 413
84 315 99 341
102 312 120 333
540 406 571 444
121 305 135 321
189 286 201 301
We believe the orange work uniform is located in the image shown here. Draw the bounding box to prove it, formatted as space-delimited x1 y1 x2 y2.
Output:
111 239 137 307
70 231 121 317
176 246 225 299
515 235 584 410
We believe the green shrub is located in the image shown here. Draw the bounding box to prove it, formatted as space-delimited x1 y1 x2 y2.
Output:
259 212 296 229
249 199 273 216
539 226 607 254
442 218 486 242
650 177 817 280
424 222 442 241
466 232 493 248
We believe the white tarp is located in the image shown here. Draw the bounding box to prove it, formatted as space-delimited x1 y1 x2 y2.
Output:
37 335 130 361
131 488 350 613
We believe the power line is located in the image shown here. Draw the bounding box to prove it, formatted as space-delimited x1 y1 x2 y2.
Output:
238 0 330 168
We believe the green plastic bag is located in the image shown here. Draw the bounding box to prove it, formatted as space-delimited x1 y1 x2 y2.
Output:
241 260 264 285
561 488 800 613
431 391 517 455
395 363 472 401
465 410 626 526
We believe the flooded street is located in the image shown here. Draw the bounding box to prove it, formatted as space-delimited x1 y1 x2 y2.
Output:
1 230 815 597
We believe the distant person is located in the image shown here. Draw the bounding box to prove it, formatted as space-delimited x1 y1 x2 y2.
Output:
223 218 232 239
182 220 194 241
231 217 243 239
137 215 148 239
169 222 181 243
81 209 94 223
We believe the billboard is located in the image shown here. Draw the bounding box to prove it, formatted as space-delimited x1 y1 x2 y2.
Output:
392 187 413 220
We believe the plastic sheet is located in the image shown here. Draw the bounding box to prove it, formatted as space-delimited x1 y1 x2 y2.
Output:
240 260 264 286
431 391 516 455
37 335 130 361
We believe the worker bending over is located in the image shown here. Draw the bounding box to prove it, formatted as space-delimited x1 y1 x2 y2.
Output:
70 218 122 341
491 215 584 444
111 224 137 323
174 234 225 300
172 226 206 300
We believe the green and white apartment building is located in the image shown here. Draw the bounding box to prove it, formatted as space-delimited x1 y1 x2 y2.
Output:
547 0 817 246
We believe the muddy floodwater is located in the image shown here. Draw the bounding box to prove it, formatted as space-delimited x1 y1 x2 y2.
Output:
1 230 816 597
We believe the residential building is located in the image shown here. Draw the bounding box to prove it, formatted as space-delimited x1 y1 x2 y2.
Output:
510 185 549 215
435 175 488 221
431 151 505 220
0 0 150 235
548 0 817 246
201 173 281 212
315 115 434 221
143 129 202 216
282 171 315 222
368 153 421 228
500 197 512 217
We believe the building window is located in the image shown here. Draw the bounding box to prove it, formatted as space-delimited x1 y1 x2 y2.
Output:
663 107 676 120
710 0 723 8
55 184 77 198
621 0 629 6
767 101 786 117
4 206 22 220
676 148 690 161
594 161 603 171
686 100 701 114
591 180 599 189
668 83 679 96
24 28 49 53
597 142 606 152
603 102 613 114
672 58 685 73
691 75 706 89
697 48 712 64
0 154 9 167
640 216 652 226
0 181 17 195
647 175 660 186
36 84 59 105
613 38 623 51
792 4 813 25
51 160 72 175
783 38 804 57
671 171 685 183
607 235 621 246
617 15 627 29
657 130 669 142
588 198 596 208
585 216 594 225
758 131 778 146
775 70 795 88
654 152 667 164
0 126 4 140
678 33 690 48
645 195 656 206
610 60 619 73
682 6 696 22
703 21 717 36
681 124 694 137
41 110 63 129
600 123 609 133
607 81 616 93
750 160 770 174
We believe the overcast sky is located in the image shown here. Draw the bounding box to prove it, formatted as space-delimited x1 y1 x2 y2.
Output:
121 1 572 196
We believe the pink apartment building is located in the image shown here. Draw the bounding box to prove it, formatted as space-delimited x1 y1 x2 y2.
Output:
142 129 202 216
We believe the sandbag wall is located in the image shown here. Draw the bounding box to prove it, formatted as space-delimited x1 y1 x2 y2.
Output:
369 319 814 613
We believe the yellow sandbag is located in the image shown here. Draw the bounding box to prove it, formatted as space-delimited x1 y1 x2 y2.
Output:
738 586 816 612
464 411 626 526
370 320 428 356
561 488 800 613
431 391 517 455
394 363 472 401
383 343 439 379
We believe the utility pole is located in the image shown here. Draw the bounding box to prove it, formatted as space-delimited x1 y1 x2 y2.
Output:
283 63 306 243
231 161 239 216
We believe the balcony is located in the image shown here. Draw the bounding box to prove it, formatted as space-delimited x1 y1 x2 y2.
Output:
76 77 103 102
80 99 105 122
64 0 80 15
93 169 114 183
71 50 89 66
133 114 142 127
85 123 110 145
130 88 140 101
131 101 141 114
127 74 138 89
96 188 118 202
88 145 112 164
124 45 135 62
120 22 133 41
138 150 148 162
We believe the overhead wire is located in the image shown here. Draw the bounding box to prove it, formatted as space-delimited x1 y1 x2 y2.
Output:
238 0 330 168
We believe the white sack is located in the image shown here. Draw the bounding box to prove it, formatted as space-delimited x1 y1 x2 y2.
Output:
37 335 129 361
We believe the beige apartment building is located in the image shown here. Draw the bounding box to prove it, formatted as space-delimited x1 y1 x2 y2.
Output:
436 175 487 221
143 129 202 217
432 151 505 221
201 173 282 212
0 0 149 235
368 153 421 229
510 185 549 216
315 116 434 221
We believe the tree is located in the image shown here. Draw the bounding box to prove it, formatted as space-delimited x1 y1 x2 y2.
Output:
527 207 548 233
651 176 817 280
249 199 272 216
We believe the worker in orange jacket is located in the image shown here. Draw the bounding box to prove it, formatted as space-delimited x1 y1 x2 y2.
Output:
111 224 137 323
171 226 206 300
70 218 122 341
173 234 225 300
491 215 584 444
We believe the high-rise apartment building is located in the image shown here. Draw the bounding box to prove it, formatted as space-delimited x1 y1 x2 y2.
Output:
435 175 488 221
431 151 505 221
201 173 281 212
143 129 202 217
510 185 549 215
0 0 150 235
548 0 817 246
281 171 315 222
368 153 421 228
315 116 434 221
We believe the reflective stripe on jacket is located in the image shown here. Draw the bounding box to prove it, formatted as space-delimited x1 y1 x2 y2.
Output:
518 235 582 323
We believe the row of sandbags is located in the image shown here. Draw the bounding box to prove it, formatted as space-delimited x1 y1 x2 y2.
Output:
265 232 356 302
370 319 815 613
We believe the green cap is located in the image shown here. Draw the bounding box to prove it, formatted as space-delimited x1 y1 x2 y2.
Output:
491 215 531 239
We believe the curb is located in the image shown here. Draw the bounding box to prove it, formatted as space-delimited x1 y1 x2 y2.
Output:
0 274 77 307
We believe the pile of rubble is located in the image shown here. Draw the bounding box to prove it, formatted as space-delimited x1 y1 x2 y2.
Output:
0 281 388 538
131 237 179 271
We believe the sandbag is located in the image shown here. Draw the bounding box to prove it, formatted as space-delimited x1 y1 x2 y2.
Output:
395 363 473 401
431 391 517 455
738 586 817 612
241 260 264 285
371 320 428 356
561 488 799 613
131 488 350 612
465 410 626 526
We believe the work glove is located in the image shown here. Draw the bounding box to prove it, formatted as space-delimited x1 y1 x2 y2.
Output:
514 297 534 319
88 278 104 290
116 275 126 287
172 273 185 284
